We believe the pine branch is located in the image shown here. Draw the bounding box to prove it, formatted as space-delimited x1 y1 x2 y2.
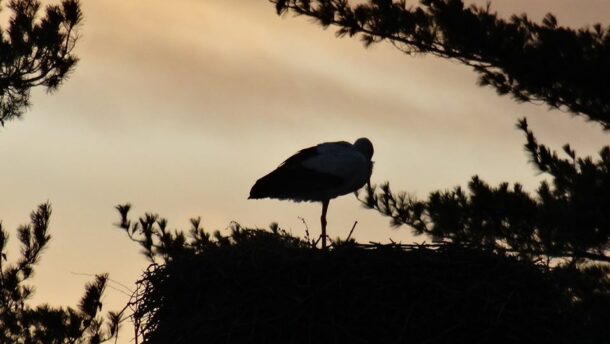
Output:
358 118 610 264
0 204 120 343
271 0 610 128
0 0 83 125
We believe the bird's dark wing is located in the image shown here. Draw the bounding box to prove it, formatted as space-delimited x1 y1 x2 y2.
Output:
278 141 350 170
249 144 347 202
279 145 320 169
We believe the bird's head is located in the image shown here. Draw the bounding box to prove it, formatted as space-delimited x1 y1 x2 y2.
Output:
354 137 374 160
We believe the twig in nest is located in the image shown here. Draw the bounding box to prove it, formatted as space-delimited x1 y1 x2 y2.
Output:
346 221 358 241
298 216 315 247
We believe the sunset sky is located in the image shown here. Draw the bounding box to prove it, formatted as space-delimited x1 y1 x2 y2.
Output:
1 0 609 342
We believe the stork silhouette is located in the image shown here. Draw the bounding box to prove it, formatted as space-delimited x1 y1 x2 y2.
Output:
249 138 374 249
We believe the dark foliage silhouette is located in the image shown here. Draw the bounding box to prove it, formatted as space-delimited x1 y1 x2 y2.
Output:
271 0 610 264
0 2 111 341
360 119 610 263
0 0 82 126
115 205 610 343
0 204 120 344
272 0 610 128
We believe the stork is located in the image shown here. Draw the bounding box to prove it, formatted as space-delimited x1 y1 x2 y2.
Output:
249 138 374 249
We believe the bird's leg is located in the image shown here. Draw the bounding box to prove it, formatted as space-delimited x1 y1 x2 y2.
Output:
321 200 329 250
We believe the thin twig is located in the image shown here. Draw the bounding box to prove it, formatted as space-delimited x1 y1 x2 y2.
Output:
71 271 134 296
346 221 358 241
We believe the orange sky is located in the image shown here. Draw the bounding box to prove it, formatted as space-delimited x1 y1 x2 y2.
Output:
1 0 609 342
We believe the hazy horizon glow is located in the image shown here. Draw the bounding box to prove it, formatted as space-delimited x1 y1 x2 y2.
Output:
1 1 609 343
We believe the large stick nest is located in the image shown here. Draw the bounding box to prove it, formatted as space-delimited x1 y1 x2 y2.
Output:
126 227 609 344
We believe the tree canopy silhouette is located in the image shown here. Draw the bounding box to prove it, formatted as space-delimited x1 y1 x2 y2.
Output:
359 119 610 264
273 0 610 128
0 1 102 341
0 203 120 344
0 0 82 126
271 0 610 264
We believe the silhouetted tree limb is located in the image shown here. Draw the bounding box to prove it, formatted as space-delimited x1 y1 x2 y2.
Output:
358 119 610 264
272 0 610 128
0 0 82 126
0 204 120 343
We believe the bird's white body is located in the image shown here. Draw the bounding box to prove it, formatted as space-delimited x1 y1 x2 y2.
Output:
299 142 372 201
